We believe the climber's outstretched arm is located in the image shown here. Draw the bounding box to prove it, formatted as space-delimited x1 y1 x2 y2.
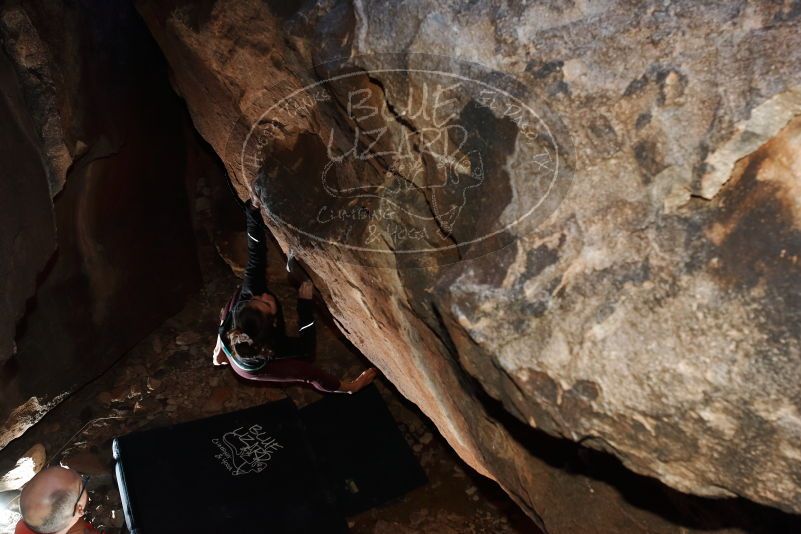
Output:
242 200 268 297
275 281 316 358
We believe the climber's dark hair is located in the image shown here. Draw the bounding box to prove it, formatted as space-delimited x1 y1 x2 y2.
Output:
233 301 267 339
231 299 279 357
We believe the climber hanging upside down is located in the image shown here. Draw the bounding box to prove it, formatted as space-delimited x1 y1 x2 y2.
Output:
212 198 377 394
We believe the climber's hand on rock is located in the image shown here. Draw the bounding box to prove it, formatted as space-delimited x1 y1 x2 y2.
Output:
298 280 314 300
245 198 261 212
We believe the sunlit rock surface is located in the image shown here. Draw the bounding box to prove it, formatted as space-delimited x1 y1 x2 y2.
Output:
0 443 45 492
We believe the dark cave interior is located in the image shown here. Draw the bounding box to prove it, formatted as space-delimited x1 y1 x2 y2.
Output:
2 1 801 533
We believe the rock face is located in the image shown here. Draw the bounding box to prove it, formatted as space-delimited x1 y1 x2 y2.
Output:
0 35 56 373
134 0 801 523
0 443 45 492
0 0 202 448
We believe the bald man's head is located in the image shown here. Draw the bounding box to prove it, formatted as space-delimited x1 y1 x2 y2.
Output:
19 467 85 534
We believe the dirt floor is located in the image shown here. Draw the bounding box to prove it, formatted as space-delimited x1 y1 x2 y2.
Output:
0 222 539 534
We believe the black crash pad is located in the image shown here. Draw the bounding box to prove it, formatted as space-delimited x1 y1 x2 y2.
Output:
113 398 346 533
114 386 427 533
300 384 427 515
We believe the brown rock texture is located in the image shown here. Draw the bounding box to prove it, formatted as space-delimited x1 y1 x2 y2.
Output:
0 0 202 449
134 0 801 523
0 36 55 370
0 443 45 492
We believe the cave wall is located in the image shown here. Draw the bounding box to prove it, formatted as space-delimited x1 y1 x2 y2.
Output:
133 0 801 527
0 37 56 381
0 0 202 448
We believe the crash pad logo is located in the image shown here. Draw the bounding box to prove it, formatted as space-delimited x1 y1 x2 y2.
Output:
226 53 574 267
211 424 283 476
